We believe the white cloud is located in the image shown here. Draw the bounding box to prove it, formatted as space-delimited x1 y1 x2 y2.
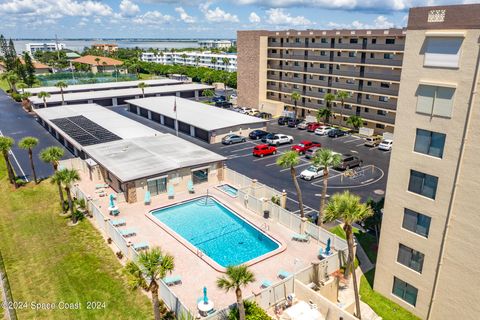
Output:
132 10 173 25
200 2 239 23
327 15 395 29
249 12 261 24
266 8 312 26
175 7 195 23
119 0 140 17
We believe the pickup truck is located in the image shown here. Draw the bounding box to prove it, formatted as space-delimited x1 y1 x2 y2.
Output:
291 140 321 155
266 134 294 146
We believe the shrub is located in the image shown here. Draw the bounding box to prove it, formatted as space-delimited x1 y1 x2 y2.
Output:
271 195 281 206
15 178 26 187
228 301 271 320
72 209 85 222
11 92 22 102
116 251 123 259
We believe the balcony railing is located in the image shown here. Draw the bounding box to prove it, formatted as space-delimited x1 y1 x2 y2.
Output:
362 86 399 96
363 72 401 82
335 43 363 50
332 82 359 91
334 56 363 64
331 69 360 77
309 42 332 49
362 98 397 110
366 44 405 51
363 58 403 67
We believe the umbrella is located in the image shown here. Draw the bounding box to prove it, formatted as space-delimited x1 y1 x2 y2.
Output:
326 238 331 254
203 286 208 304
109 194 115 208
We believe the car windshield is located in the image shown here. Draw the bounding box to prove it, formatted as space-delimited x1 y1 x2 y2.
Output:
298 144 305 148
307 166 319 172
381 140 390 144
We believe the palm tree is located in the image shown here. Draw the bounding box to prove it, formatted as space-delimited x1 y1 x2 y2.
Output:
336 91 351 125
1 71 19 93
291 92 301 118
0 136 16 185
18 137 39 184
323 93 336 124
55 81 68 105
138 82 148 98
181 53 188 66
40 146 65 209
324 191 373 320
317 108 332 125
346 115 364 131
17 81 28 93
312 149 342 226
194 56 200 67
38 91 51 108
52 168 80 223
217 265 255 320
277 151 305 217
21 92 32 111
222 57 230 70
210 57 217 70
124 247 175 320
94 57 101 66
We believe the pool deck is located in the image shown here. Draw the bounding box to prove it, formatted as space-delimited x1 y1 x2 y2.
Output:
80 177 332 314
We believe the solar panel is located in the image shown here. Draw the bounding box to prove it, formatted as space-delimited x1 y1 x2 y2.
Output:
51 115 121 146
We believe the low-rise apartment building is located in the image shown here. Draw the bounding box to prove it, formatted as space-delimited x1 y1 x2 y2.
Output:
25 42 66 55
198 40 233 49
91 43 118 53
141 51 237 72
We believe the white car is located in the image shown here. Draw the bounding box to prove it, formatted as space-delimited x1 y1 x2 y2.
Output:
314 126 334 135
378 139 393 151
246 109 259 116
266 134 293 146
300 165 325 181
238 107 252 114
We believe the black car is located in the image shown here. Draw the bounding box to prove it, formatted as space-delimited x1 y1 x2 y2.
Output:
249 130 269 140
257 112 272 119
215 101 233 108
212 95 227 103
261 132 277 143
287 118 302 128
277 117 293 125
328 128 348 138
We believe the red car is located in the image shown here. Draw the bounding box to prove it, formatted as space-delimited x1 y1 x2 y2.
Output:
253 144 277 157
291 140 321 155
307 123 322 132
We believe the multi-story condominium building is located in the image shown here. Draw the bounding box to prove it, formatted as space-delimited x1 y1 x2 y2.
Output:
141 51 237 72
91 43 118 53
375 4 480 319
237 29 406 133
25 42 66 55
198 40 233 49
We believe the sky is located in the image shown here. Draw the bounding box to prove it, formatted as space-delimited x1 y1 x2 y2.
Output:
0 0 474 39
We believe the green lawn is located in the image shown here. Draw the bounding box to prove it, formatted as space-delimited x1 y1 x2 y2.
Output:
329 225 378 263
0 160 152 319
360 270 420 320
138 73 154 80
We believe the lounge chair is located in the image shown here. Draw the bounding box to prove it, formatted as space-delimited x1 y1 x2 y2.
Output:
163 275 182 286
261 280 272 288
168 185 174 199
187 180 194 194
292 233 310 242
95 183 108 189
111 218 126 227
98 191 106 197
112 209 120 216
133 242 149 251
144 190 151 205
278 270 291 279
119 228 137 238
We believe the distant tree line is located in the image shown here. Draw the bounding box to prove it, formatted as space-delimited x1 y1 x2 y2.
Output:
0 34 36 89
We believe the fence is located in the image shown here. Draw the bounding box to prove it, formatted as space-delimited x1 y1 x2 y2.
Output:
72 185 192 319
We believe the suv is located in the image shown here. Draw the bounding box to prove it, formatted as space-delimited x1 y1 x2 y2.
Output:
334 154 363 170
300 165 324 181
364 136 382 147
315 126 334 136
291 140 321 155
277 117 292 125
328 128 348 138
215 101 233 108
252 144 277 157
266 134 294 146
261 132 277 143
249 130 269 140
287 118 302 128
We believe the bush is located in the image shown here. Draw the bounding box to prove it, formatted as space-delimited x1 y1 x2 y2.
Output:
228 301 271 320
15 178 26 187
72 209 85 222
11 92 22 102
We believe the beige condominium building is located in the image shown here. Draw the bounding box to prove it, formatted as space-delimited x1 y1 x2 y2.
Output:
375 4 480 319
237 28 406 133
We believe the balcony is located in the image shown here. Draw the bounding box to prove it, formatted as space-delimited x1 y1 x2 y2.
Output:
362 98 397 110
363 58 403 67
331 69 360 77
332 82 359 91
305 55 331 63
362 86 399 96
282 65 307 72
305 90 326 99
268 53 282 59
267 84 280 91
282 42 307 48
335 43 363 50
306 78 329 87
304 100 323 110
267 73 281 81
366 44 405 52
305 67 329 74
334 56 363 64
309 42 332 49
283 76 305 85
363 72 401 82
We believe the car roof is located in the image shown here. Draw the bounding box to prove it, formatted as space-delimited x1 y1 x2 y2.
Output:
382 139 393 143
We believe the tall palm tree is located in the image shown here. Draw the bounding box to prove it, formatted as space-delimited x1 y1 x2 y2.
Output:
52 168 80 223
0 136 16 185
210 57 217 70
317 108 332 125
217 265 255 320
40 146 65 209
194 56 200 67
222 57 230 70
1 71 19 93
336 91 351 125
323 93 336 124
16 81 28 93
38 91 51 108
291 92 301 118
55 81 68 105
18 137 39 184
312 149 342 226
324 191 373 320
138 82 148 98
346 115 363 131
124 247 175 320
181 53 188 66
277 151 304 217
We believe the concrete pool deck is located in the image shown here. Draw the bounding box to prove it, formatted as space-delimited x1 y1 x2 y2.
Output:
78 176 335 314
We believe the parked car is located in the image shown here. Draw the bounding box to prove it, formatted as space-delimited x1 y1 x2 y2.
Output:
239 107 252 114
307 122 322 132
261 132 277 143
215 101 233 108
291 140 321 155
328 128 348 138
249 130 269 140
257 112 272 119
222 134 246 145
334 154 363 170
230 94 237 99
314 126 334 136
287 118 302 128
378 139 393 151
231 107 242 112
305 147 322 159
266 134 294 146
212 95 226 102
364 135 382 147
300 165 324 181
277 116 293 125
246 109 259 116
251 111 261 117
252 144 277 157
297 121 311 130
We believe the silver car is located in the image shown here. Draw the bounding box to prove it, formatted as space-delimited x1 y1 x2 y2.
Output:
222 134 246 145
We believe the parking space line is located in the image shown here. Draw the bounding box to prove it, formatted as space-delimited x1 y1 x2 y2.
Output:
0 129 29 182
229 144 260 153
280 162 311 172
356 143 365 147
219 141 256 149
369 147 378 151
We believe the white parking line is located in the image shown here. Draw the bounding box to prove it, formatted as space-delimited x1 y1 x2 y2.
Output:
219 141 256 149
369 147 379 151
343 138 361 144
355 143 365 147
229 145 260 153
0 129 29 182
280 162 311 172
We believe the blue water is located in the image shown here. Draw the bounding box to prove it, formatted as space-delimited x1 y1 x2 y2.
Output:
151 197 279 267
217 184 238 197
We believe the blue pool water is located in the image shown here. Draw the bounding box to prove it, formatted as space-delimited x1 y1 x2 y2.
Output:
217 184 238 197
151 197 279 267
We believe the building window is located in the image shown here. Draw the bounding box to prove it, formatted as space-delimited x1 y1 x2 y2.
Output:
293 84 299 89
365 94 371 100
377 110 387 116
408 170 438 199
320 63 326 68
286 38 289 43
380 82 390 88
271 38 277 43
379 96 389 102
147 176 167 196
337 52 341 56
319 76 325 81
372 38 377 44
294 73 299 78
364 107 369 113
321 38 327 43
403 208 431 238
370 53 375 59
336 65 340 70
294 61 299 66
311 38 315 43
414 129 446 158
367 81 372 86
424 37 463 68
349 52 356 57
397 244 425 273
338 38 343 44
295 38 300 43
320 51 326 56
286 50 289 54
416 85 455 118
392 277 418 306
384 53 394 59
271 49 277 54
386 38 395 44
346 79 355 84
344 104 352 110
350 38 358 44
376 123 385 129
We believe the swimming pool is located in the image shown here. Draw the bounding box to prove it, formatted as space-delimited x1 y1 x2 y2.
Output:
216 184 238 197
150 196 280 268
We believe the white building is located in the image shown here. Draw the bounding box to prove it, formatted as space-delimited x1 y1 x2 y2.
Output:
198 40 233 49
25 42 66 55
141 51 237 72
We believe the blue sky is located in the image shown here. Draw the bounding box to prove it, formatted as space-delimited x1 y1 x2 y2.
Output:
0 0 472 39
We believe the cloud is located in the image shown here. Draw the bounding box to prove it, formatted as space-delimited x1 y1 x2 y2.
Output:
200 2 239 23
327 15 395 29
249 12 261 24
132 10 173 25
119 0 140 17
266 8 313 26
175 7 195 23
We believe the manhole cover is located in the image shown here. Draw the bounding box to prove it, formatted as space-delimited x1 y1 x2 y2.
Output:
374 189 385 195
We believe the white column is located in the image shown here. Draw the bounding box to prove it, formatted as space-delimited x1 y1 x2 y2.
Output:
160 115 165 125
137 107 141 116
176 92 181 97
194 90 199 101
88 99 93 104
148 110 152 120
112 97 118 106
190 126 195 137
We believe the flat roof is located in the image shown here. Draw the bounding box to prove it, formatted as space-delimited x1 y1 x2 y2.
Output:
84 135 226 182
35 104 161 151
26 79 182 95
127 96 267 132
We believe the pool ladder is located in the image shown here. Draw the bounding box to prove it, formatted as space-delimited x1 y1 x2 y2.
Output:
261 223 270 231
